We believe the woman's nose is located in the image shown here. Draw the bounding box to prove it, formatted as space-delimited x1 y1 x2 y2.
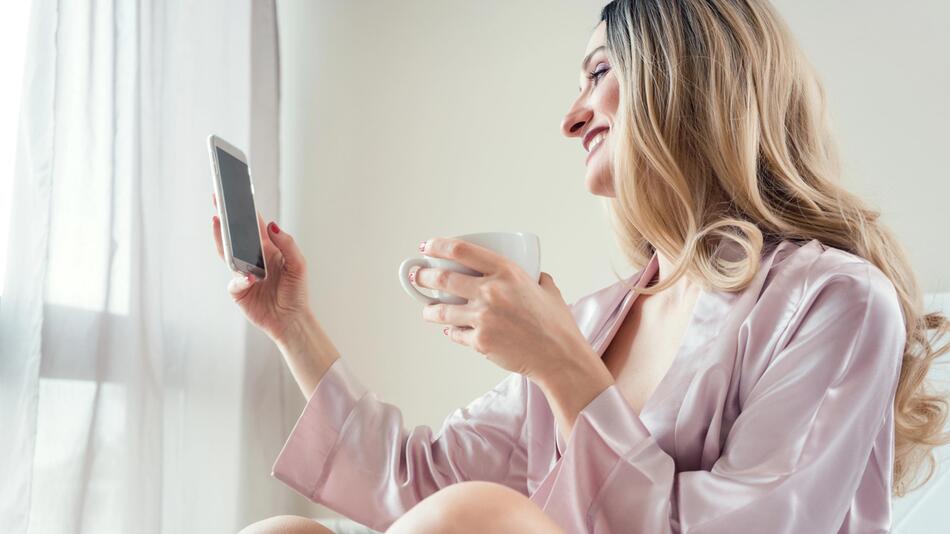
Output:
561 107 591 138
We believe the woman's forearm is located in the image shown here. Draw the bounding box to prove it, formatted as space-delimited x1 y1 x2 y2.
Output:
533 343 615 443
273 309 342 398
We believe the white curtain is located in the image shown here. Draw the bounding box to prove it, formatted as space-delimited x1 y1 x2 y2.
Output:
0 1 311 532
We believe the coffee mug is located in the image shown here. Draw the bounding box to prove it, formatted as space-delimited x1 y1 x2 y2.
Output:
398 232 541 305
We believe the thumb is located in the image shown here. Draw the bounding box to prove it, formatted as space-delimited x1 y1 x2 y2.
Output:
228 272 256 300
266 221 306 276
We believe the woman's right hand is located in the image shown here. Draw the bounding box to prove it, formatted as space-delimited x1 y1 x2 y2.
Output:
211 192 312 344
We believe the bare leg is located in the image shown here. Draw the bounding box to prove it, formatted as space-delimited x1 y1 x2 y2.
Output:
237 515 335 534
385 481 565 534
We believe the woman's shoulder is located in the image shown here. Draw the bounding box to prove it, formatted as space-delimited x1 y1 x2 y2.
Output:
736 238 906 403
756 237 900 314
742 238 905 378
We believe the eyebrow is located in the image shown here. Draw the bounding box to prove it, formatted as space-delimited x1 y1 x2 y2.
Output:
578 45 606 92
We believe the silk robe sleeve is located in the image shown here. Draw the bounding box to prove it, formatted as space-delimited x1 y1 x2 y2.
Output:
270 355 531 532
550 261 905 533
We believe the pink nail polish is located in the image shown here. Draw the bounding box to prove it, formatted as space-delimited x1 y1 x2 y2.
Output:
408 271 415 283
443 327 449 336
419 240 427 252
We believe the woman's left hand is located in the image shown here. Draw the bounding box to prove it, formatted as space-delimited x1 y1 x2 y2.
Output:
411 237 597 383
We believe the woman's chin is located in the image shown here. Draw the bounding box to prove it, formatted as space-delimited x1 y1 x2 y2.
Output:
586 171 615 197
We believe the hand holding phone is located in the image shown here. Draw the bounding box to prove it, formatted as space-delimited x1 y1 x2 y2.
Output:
208 134 314 342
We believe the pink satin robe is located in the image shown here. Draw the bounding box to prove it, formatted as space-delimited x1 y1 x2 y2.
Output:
271 238 905 533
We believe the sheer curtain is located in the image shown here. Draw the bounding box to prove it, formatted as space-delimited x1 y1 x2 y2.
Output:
0 0 310 532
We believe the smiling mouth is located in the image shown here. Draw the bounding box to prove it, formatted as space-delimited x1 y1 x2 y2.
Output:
586 135 606 164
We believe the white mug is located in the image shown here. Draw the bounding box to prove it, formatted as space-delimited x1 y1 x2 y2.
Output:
398 232 541 305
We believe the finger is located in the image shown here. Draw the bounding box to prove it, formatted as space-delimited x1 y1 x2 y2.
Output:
421 237 509 277
212 191 217 209
414 267 480 299
212 215 224 261
539 271 559 291
265 220 307 276
228 272 257 301
444 325 480 352
256 210 279 259
422 302 477 327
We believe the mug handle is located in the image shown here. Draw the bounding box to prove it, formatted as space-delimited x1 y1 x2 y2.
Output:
398 257 440 305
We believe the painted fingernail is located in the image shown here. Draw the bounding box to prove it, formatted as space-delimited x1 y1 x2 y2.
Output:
268 221 280 234
408 270 416 283
443 327 449 336
246 274 256 283
419 240 428 252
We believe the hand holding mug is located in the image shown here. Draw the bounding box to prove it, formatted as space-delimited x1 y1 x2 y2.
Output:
399 232 541 305
398 232 595 383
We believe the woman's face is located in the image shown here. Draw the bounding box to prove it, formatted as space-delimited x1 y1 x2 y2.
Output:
561 21 619 197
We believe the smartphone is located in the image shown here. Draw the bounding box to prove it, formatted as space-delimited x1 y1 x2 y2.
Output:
207 134 267 279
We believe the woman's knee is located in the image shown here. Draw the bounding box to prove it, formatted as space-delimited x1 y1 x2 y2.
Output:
386 481 563 534
237 515 335 534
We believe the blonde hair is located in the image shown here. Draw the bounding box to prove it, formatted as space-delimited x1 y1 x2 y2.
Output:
597 0 949 496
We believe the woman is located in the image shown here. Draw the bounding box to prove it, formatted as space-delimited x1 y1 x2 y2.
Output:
228 1 949 532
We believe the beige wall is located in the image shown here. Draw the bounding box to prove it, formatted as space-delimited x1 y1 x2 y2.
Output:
773 1 950 294
275 0 949 517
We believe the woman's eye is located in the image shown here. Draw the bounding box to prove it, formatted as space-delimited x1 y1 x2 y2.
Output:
587 63 610 85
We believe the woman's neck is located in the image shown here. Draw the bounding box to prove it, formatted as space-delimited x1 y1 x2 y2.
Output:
654 249 703 302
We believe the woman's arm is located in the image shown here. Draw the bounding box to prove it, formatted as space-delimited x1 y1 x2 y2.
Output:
532 340 615 442
273 309 341 398
270 352 533 533
211 209 536 530
210 205 337 398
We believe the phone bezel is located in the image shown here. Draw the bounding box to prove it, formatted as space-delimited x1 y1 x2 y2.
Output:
207 134 267 280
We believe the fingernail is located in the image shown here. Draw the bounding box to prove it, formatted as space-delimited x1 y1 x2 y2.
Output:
268 222 280 234
408 271 415 283
443 327 449 336
419 240 427 252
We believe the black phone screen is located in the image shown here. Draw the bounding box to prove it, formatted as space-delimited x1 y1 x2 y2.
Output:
217 148 265 270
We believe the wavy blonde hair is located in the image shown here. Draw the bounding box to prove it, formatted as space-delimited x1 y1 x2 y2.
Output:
597 0 950 496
